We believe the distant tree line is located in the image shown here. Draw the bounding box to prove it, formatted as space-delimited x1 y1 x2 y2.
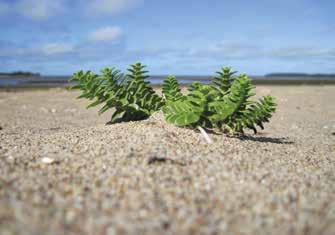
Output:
266 73 335 77
0 71 41 77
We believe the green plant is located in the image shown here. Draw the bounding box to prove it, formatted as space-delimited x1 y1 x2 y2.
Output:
71 63 276 140
162 67 276 135
70 62 163 123
162 75 183 101
212 66 236 92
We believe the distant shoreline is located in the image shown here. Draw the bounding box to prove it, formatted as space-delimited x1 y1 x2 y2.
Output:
1 78 335 89
1 74 335 88
265 73 335 78
0 71 41 79
0 75 41 80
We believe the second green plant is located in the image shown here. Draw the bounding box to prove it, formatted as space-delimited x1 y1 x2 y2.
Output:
162 67 276 135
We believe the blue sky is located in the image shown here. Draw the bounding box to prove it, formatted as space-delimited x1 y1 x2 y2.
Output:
0 0 334 75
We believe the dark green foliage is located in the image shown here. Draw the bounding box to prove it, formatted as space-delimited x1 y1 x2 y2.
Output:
163 83 218 128
71 63 276 135
162 75 183 101
162 67 276 134
187 81 202 92
232 95 276 133
212 66 236 92
70 63 163 123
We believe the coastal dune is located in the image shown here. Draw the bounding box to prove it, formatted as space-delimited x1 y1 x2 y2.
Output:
0 85 334 235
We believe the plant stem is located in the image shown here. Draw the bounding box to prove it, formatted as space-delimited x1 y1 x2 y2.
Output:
197 126 213 144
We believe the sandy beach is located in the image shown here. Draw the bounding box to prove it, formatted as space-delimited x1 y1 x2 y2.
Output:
0 85 334 235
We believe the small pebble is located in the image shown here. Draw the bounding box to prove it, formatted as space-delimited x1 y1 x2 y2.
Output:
7 156 14 161
41 157 59 164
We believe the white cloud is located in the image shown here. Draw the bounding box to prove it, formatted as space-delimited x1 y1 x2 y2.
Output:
87 0 142 16
42 43 74 55
15 0 65 20
89 26 122 42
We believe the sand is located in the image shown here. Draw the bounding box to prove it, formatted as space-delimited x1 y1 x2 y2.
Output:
0 85 334 235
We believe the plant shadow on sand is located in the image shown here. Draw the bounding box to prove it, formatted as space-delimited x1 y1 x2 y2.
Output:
235 135 294 144
196 129 294 144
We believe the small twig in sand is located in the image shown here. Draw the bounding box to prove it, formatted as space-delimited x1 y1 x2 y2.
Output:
147 156 186 166
197 126 213 144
